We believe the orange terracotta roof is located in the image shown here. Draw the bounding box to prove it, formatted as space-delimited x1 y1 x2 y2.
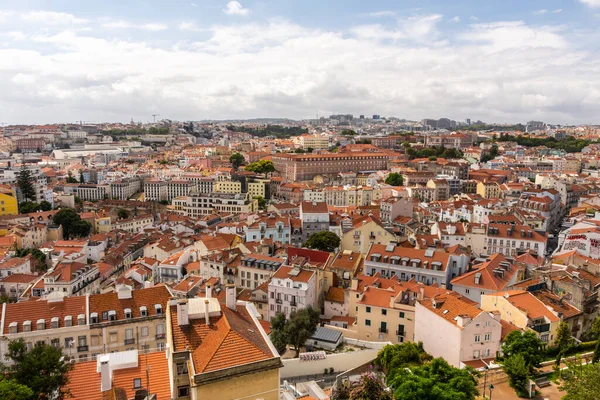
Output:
89 286 171 320
272 266 315 283
419 293 483 329
450 253 518 292
488 290 560 322
2 295 86 334
326 286 345 303
66 352 170 400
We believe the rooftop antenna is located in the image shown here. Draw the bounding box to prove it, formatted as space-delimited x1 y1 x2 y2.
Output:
152 114 160 123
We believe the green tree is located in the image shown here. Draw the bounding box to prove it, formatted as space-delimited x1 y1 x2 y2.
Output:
341 129 357 136
384 173 404 186
18 201 40 214
304 231 340 252
253 196 267 210
284 306 320 357
74 196 83 207
0 379 34 400
117 208 130 219
349 371 392 400
502 353 530 396
65 171 78 184
229 153 245 169
501 330 543 373
2 339 73 400
52 208 91 239
555 321 573 366
375 342 431 372
388 358 478 400
270 313 288 355
245 160 275 175
560 358 600 400
17 166 36 203
39 200 52 211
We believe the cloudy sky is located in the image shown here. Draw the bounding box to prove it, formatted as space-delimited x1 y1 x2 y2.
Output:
1 0 600 125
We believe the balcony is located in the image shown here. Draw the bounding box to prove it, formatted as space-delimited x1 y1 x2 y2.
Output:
155 333 166 340
396 330 405 336
276 298 282 304
379 327 388 334
124 338 135 345
531 323 550 333
290 301 297 307
77 345 88 352
369 234 376 240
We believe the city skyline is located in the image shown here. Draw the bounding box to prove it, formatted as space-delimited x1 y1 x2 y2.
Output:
1 0 600 124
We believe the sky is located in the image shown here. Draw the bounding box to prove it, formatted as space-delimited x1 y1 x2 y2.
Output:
1 0 600 125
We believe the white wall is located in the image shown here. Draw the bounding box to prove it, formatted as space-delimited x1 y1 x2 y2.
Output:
414 302 462 367
280 349 379 378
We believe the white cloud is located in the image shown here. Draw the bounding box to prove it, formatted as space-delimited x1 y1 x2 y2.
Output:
179 22 201 32
0 17 599 124
224 1 249 16
20 11 88 24
553 9 563 13
580 0 600 8
534 9 548 15
450 16 460 23
101 20 167 31
366 11 397 18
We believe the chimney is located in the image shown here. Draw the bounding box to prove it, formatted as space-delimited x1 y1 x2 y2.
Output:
100 360 111 392
456 315 471 328
206 283 212 298
204 299 210 325
226 284 237 311
177 300 189 326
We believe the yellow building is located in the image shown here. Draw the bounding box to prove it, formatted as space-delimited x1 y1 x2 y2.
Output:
481 290 560 345
340 215 398 254
248 181 266 198
167 287 282 400
0 186 18 216
476 181 501 199
214 180 242 194
94 213 112 234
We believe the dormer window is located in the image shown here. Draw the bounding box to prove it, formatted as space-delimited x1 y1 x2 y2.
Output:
37 319 46 330
154 304 163 315
65 315 73 327
23 320 31 332
77 314 85 326
90 312 99 324
108 310 117 321
124 308 132 319
51 317 59 329
140 306 148 317
8 322 18 334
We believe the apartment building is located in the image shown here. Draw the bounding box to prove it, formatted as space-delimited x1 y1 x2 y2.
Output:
341 215 397 254
238 254 283 290
88 285 171 357
173 192 257 217
44 261 100 296
214 180 242 194
300 201 329 241
415 293 503 368
109 178 141 200
380 197 413 225
144 180 199 202
166 288 282 400
450 254 522 304
113 214 154 233
245 215 292 244
272 153 388 181
474 224 547 258
74 184 110 201
477 181 501 199
517 189 562 230
364 242 470 287
0 185 18 216
481 290 560 345
268 266 316 321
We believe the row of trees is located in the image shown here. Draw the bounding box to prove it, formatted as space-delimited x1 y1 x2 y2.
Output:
245 159 275 175
498 134 594 153
226 124 308 138
405 144 463 160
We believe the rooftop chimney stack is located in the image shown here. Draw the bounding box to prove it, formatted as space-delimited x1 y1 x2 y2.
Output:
226 284 237 311
177 300 189 326
100 360 111 392
204 299 210 325
206 284 212 298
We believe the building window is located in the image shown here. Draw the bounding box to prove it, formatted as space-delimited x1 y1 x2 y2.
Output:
141 326 149 337
473 350 480 358
178 386 190 397
133 378 142 389
474 335 481 343
366 307 371 313
484 333 491 342
365 319 371 326
177 363 188 375
399 312 405 318
382 309 387 316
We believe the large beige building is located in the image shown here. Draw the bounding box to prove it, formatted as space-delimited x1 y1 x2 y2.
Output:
166 286 282 400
